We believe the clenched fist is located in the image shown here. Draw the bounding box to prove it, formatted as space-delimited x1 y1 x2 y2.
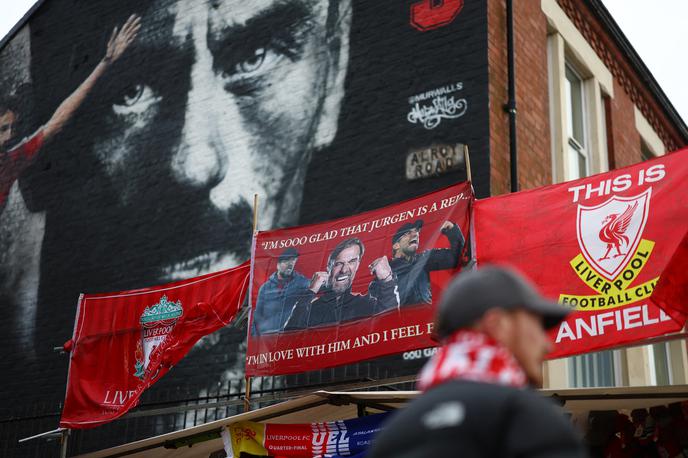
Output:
441 221 455 231
309 271 329 293
369 256 393 282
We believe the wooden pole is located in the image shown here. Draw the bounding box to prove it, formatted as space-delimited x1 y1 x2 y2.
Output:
463 144 472 183
244 194 259 413
252 194 259 233
243 375 252 412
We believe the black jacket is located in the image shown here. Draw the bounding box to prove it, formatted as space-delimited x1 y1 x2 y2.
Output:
283 279 399 329
390 223 464 306
369 380 587 458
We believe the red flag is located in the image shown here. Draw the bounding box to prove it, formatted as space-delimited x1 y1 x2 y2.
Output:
651 229 688 323
246 183 473 376
474 150 688 358
60 261 250 429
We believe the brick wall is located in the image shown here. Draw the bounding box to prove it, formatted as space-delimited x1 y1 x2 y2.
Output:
488 0 552 195
1 1 491 455
488 0 685 195
607 79 643 168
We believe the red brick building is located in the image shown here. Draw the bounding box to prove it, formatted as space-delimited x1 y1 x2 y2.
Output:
490 0 686 195
488 0 688 390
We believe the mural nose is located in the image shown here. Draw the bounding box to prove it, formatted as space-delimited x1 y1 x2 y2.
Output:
171 77 229 190
170 9 230 191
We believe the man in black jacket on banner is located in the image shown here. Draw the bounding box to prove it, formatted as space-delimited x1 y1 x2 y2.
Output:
390 219 464 306
369 266 587 458
284 238 399 329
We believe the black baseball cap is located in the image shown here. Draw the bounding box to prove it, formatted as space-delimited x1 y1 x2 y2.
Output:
435 265 570 339
277 247 299 262
392 220 424 244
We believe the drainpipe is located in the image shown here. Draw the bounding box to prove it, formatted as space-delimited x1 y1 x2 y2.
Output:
506 0 518 192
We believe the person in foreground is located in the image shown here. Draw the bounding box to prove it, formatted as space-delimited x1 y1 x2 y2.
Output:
369 266 588 458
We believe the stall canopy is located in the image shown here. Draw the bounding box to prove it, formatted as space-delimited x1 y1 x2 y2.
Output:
78 386 688 458
76 391 413 458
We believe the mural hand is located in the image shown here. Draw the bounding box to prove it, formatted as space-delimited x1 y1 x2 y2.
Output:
105 14 141 63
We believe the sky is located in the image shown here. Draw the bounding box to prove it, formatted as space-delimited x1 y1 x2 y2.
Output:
0 0 686 125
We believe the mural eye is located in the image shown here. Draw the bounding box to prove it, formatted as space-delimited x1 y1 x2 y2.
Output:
223 46 282 81
238 48 267 74
120 84 145 106
112 84 161 116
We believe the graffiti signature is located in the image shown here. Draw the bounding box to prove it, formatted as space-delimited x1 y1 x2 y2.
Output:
407 96 468 129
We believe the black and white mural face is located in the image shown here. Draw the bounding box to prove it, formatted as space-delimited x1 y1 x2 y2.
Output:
1 0 488 409
87 0 349 274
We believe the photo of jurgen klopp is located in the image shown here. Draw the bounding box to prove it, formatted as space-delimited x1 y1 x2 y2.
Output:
284 237 399 329
390 219 465 306
252 247 310 335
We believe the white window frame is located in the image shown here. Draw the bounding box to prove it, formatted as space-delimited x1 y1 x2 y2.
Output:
649 341 673 386
564 63 590 180
544 0 612 184
635 106 667 159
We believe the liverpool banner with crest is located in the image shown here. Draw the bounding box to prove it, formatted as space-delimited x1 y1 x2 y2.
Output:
246 183 472 376
474 151 688 358
60 262 249 428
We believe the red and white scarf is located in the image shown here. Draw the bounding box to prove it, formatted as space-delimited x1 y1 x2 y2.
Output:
418 329 527 391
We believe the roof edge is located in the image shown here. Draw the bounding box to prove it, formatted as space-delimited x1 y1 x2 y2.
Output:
0 0 46 51
585 0 688 144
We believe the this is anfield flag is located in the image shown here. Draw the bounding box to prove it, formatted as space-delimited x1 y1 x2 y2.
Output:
246 183 472 376
474 151 688 358
60 261 249 429
223 412 389 457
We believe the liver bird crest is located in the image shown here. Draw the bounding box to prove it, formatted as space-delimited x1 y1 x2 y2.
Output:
598 202 638 261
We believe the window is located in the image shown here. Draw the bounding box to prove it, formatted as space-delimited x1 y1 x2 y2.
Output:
641 140 655 162
651 342 672 386
546 27 611 184
564 65 589 180
570 350 616 387
635 106 666 159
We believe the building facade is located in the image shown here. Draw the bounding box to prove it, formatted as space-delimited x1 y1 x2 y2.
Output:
0 0 686 455
487 0 688 390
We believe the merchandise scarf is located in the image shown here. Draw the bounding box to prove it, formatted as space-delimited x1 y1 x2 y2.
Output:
417 329 528 391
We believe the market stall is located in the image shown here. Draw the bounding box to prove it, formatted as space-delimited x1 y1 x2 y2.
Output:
77 385 688 458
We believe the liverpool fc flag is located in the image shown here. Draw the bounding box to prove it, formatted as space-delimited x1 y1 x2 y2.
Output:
475 150 688 358
60 261 249 428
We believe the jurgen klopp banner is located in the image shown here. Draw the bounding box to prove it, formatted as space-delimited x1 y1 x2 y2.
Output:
474 152 688 358
246 183 472 376
60 262 249 428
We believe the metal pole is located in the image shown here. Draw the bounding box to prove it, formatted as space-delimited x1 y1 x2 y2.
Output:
506 0 519 193
59 429 70 458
